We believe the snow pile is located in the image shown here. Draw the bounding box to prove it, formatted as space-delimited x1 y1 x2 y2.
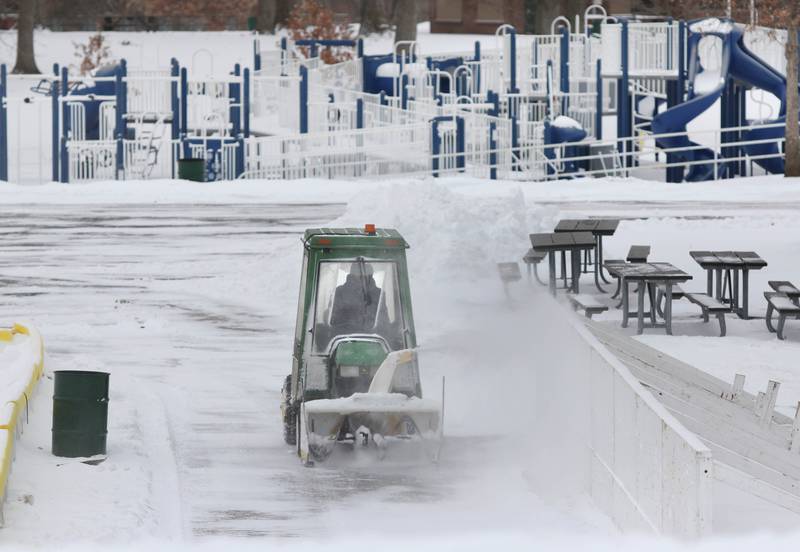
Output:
333 179 555 282
552 115 583 129
0 326 42 411
690 18 734 34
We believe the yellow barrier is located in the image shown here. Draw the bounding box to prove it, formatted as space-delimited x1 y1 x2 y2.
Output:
0 325 44 526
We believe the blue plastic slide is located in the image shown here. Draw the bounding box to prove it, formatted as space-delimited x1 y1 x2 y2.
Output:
651 21 731 181
652 19 789 180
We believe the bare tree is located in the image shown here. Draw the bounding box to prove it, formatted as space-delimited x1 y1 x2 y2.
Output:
393 0 415 50
256 0 278 32
13 0 39 74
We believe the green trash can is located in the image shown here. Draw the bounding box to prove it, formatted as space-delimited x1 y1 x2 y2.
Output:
177 158 206 182
52 371 109 458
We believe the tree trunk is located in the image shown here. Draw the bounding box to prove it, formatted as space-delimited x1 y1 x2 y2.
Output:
275 0 294 27
13 0 40 74
359 0 384 35
394 0 416 52
256 0 278 33
786 24 800 176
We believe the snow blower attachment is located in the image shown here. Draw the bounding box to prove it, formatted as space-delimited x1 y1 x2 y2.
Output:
281 226 443 464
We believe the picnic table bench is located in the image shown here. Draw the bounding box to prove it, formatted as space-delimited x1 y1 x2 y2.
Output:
522 248 547 285
765 291 800 340
685 293 729 336
769 280 800 301
568 294 609 319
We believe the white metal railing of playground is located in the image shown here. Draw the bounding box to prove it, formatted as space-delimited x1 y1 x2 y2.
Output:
186 78 231 133
600 21 680 77
628 22 680 76
528 121 788 181
251 74 301 129
308 58 362 92
241 122 431 180
124 70 174 116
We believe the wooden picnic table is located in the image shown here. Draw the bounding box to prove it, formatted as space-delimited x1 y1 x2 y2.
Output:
530 231 596 296
614 262 693 335
689 251 767 319
554 218 620 292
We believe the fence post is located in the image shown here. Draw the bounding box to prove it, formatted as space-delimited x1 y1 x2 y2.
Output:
0 64 6 182
400 73 409 110
60 66 69 183
52 63 60 182
356 38 364 58
489 120 497 180
356 98 363 129
508 27 517 93
299 66 308 134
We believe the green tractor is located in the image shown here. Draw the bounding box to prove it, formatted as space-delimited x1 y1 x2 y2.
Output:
281 225 442 464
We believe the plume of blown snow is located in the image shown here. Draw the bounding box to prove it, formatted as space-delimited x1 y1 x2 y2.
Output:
333 179 556 281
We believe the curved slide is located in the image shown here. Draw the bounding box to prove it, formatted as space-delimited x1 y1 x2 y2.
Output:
652 19 788 180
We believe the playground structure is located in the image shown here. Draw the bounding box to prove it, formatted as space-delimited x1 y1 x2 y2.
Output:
0 6 794 183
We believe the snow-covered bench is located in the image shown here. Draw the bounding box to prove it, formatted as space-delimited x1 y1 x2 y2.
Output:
685 293 728 337
768 281 800 302
764 291 800 340
522 247 547 285
568 294 609 319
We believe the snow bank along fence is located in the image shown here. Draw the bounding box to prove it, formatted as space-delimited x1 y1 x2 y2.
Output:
0 8 792 184
557 315 712 537
0 324 44 527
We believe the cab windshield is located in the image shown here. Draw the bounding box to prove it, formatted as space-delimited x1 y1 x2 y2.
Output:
312 260 405 352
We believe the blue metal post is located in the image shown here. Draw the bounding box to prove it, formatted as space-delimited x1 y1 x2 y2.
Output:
595 59 602 140
400 74 409 109
280 37 288 76
299 66 308 133
52 63 60 182
560 26 569 94
180 67 188 141
115 61 126 179
488 90 498 180
474 40 481 93
455 116 465 171
243 67 250 138
0 64 6 182
508 28 517 93
60 66 69 183
617 20 631 168
357 38 364 58
230 64 241 137
431 119 441 177
254 39 261 72
356 98 363 129
170 58 179 141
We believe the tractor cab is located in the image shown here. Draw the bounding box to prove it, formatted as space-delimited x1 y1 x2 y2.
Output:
281 225 440 463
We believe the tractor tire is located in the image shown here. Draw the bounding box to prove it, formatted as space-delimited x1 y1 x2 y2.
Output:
282 375 297 446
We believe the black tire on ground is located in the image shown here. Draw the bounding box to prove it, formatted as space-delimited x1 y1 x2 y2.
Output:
282 375 297 446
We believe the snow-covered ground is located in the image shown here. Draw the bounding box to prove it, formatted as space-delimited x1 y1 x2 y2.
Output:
0 175 799 549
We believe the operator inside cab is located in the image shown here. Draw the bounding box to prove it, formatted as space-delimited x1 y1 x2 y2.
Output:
330 261 385 335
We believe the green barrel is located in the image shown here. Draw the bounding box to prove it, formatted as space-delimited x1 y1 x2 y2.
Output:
177 158 206 182
52 371 109 458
